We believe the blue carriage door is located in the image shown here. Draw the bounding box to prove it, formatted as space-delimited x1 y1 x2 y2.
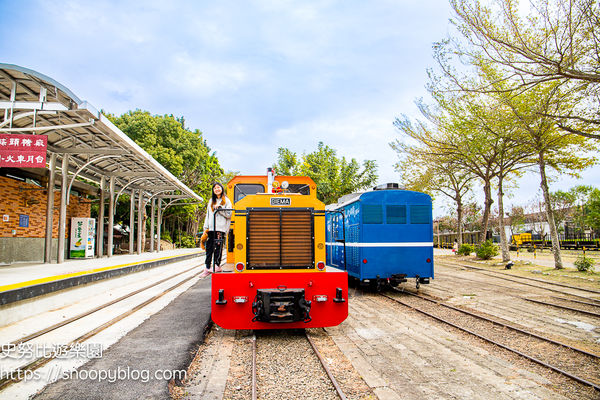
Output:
333 213 345 269
325 212 333 266
409 203 434 278
361 203 384 279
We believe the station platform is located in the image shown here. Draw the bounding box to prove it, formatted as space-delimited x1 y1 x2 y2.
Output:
0 249 203 305
33 269 212 400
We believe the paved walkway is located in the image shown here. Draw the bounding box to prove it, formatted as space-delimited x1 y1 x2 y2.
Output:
34 275 213 400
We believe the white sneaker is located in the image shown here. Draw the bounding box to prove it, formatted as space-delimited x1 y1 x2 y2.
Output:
199 269 211 278
215 266 223 273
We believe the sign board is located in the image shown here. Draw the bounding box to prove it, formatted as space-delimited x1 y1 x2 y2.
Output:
19 214 29 228
0 134 47 168
270 197 291 206
70 218 96 258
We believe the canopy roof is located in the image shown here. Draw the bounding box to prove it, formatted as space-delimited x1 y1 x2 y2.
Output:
0 63 201 202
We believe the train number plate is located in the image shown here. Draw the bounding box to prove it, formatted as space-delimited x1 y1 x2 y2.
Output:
270 197 291 206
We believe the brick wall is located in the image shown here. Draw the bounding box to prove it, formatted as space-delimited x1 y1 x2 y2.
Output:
0 176 91 238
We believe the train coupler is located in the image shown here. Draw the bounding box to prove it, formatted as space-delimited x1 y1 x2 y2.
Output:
251 288 312 323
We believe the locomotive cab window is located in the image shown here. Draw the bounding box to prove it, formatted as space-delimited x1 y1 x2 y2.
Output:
410 205 430 224
362 204 383 224
285 183 310 195
386 205 407 224
234 184 265 202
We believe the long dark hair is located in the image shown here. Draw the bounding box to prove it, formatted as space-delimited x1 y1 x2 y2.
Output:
211 182 225 210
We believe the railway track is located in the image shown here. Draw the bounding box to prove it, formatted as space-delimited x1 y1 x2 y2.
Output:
381 289 600 393
438 259 600 300
434 269 600 318
0 265 202 391
251 329 347 400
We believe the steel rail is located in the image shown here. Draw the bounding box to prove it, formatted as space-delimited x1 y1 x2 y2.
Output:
522 297 600 318
436 265 600 306
5 265 201 347
382 291 600 392
393 289 600 359
0 270 201 390
251 330 347 400
551 296 600 308
251 333 257 400
305 330 348 400
443 260 600 295
437 260 600 301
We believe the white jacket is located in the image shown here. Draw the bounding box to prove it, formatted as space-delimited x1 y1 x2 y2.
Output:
203 196 232 233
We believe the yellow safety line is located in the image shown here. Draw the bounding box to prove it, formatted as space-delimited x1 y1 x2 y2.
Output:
0 252 202 293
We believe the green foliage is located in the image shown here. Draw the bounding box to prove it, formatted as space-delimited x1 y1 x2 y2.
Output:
457 243 474 256
177 234 197 248
449 0 600 140
103 109 229 240
273 142 378 205
574 256 594 272
587 189 600 233
475 240 498 260
161 232 172 243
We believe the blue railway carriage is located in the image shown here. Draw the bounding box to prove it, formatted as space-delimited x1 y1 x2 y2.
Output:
326 185 434 290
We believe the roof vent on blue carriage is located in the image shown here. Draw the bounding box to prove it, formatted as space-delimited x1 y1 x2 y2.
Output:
373 183 401 190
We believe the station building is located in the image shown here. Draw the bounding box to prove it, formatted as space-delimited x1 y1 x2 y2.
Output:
0 64 201 265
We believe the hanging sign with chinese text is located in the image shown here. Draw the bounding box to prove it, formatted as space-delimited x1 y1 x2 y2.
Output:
0 134 47 168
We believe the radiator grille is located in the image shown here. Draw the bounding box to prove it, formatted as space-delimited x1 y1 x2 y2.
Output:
247 209 314 269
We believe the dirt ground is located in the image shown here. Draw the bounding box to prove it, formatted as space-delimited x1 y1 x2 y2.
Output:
175 255 600 399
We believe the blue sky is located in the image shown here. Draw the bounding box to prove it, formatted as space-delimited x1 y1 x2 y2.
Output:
1 0 598 216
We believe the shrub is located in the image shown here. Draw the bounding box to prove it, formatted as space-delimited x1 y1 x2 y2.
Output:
457 243 475 256
160 232 172 243
475 240 499 260
574 256 595 272
179 234 196 248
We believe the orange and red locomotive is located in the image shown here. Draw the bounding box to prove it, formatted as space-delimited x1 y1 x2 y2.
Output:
210 169 348 329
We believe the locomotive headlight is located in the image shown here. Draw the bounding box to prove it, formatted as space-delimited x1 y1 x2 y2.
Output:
317 261 325 271
281 181 289 189
313 295 328 302
235 262 245 272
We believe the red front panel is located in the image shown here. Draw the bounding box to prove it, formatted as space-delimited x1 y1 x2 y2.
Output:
211 271 348 329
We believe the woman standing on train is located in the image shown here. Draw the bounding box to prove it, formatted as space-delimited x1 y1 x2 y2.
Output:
200 182 232 277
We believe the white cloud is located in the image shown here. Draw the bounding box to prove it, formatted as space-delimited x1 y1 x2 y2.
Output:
164 53 254 96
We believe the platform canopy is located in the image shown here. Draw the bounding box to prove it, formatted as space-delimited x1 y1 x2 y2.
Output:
0 63 201 202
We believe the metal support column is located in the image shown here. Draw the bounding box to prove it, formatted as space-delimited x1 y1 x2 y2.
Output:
150 198 155 252
44 153 56 263
57 155 69 263
156 198 162 252
129 190 135 254
97 177 105 257
137 191 143 255
108 176 115 257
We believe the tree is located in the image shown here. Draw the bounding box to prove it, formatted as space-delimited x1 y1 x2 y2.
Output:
586 188 600 235
548 189 576 235
391 133 475 247
448 0 600 140
272 142 378 205
506 205 525 237
394 92 507 245
106 110 226 240
497 82 596 268
273 148 300 176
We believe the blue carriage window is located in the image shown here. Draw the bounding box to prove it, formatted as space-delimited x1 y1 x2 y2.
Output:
410 205 430 224
362 205 383 224
386 205 406 224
